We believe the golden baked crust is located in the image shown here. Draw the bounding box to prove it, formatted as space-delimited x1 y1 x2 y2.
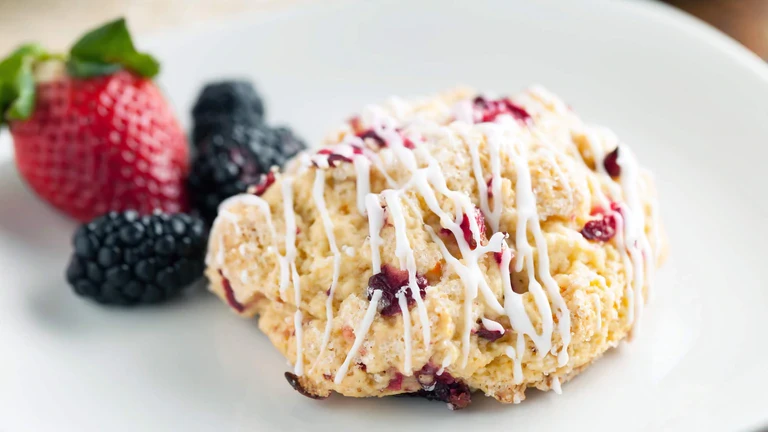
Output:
204 86 666 408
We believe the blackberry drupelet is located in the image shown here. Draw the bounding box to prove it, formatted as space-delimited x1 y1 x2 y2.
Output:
247 125 307 171
187 124 306 226
65 211 207 305
191 80 265 147
187 127 263 226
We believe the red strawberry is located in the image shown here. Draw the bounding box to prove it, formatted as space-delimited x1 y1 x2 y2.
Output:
0 19 188 222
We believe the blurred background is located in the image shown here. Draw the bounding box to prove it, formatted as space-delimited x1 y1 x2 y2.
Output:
0 0 766 59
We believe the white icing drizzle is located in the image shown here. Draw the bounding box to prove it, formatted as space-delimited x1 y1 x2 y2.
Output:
335 289 382 384
426 225 506 367
551 376 562 394
480 317 505 334
219 210 241 235
397 290 413 373
581 127 655 336
365 150 398 188
610 203 635 324
381 190 431 352
367 109 509 368
498 246 532 385
437 348 453 376
292 264 304 376
310 170 343 372
488 124 572 366
280 177 305 376
615 144 654 335
459 125 497 232
211 194 280 305
504 344 524 385
279 178 296 296
410 164 505 319
588 175 611 209
365 194 385 274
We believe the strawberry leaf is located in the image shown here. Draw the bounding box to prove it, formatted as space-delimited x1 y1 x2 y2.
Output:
68 18 159 78
0 43 46 124
66 59 122 78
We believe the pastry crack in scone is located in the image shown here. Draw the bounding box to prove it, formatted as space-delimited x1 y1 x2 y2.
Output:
204 86 667 409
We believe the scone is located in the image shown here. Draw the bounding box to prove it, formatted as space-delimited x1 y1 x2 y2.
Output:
204 86 666 409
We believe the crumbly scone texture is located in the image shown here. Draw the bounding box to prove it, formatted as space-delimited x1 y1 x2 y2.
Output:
205 86 667 405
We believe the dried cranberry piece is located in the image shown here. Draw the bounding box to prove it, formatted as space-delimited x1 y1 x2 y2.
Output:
284 372 327 400
387 372 404 391
349 116 364 134
473 96 530 123
314 147 362 168
405 364 472 410
251 171 275 196
581 212 618 242
366 265 427 316
603 147 621 177
458 208 487 250
327 153 353 167
476 323 505 342
476 328 504 341
219 270 245 312
356 128 419 150
357 129 387 147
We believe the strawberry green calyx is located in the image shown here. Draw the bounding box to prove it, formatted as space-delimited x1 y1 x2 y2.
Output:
0 44 46 123
67 18 159 79
0 17 158 124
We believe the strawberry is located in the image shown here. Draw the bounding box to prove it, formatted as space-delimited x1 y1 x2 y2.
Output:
0 19 189 222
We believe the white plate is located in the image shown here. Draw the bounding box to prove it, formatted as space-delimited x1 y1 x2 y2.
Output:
2 0 767 430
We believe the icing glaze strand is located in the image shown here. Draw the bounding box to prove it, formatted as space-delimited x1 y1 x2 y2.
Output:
310 170 343 372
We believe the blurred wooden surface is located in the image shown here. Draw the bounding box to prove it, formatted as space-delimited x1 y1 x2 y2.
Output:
0 0 766 59
663 0 768 59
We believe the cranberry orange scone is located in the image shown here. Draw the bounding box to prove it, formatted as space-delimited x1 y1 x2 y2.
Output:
204 87 666 409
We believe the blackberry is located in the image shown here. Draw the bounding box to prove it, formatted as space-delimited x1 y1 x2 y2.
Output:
187 128 264 225
264 126 307 167
187 125 306 225
191 80 265 146
65 211 207 306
